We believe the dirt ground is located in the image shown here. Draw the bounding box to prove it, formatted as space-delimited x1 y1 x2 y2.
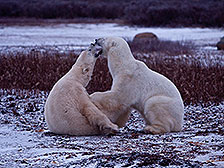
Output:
0 90 223 167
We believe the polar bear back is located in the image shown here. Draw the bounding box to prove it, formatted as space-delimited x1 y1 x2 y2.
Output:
136 60 182 99
44 50 100 135
110 59 182 106
44 74 99 135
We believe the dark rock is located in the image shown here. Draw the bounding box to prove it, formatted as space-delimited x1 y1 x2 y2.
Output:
216 36 224 50
133 32 158 42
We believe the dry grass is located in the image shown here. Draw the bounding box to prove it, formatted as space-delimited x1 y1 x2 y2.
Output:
0 51 76 91
128 39 195 56
0 43 223 105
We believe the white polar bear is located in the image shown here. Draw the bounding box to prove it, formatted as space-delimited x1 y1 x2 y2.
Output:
90 37 184 134
44 45 118 136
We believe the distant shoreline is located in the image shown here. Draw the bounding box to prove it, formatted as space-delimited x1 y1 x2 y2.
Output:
0 18 125 26
1 18 223 29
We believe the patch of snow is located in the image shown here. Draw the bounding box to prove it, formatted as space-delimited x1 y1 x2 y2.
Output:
0 90 223 167
193 151 224 167
0 23 223 49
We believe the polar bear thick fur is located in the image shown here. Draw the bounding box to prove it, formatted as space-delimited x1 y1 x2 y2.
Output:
90 37 184 134
44 45 118 136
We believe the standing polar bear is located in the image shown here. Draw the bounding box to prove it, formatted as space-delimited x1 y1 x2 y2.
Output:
90 37 184 134
44 45 118 136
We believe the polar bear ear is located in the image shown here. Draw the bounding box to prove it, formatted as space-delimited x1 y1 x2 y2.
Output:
82 67 89 74
111 41 117 48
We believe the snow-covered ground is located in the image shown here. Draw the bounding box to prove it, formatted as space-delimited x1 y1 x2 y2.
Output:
0 90 223 167
0 23 223 51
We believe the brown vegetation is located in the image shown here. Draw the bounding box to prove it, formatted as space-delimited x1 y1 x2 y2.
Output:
0 41 223 105
0 51 76 91
128 39 195 56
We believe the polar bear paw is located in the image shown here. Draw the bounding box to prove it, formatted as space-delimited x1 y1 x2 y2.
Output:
144 125 167 135
99 122 119 135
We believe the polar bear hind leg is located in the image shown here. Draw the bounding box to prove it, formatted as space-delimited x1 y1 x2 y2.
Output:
143 96 182 134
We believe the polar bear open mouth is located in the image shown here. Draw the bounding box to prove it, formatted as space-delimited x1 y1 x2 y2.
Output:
96 48 103 56
94 46 103 58
90 42 103 58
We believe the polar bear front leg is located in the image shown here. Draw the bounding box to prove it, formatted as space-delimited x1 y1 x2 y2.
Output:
81 103 119 134
90 91 130 128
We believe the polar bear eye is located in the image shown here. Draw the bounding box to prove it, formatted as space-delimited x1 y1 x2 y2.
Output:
82 68 89 74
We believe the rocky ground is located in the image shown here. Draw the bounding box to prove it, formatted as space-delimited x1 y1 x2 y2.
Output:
0 90 223 167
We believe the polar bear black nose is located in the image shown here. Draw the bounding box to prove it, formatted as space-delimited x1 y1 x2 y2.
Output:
95 39 98 43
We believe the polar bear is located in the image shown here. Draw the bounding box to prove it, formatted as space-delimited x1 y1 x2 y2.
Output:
44 44 118 136
90 37 184 134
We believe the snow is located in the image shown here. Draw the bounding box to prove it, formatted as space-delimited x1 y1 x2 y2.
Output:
0 89 223 167
0 23 223 49
194 151 224 167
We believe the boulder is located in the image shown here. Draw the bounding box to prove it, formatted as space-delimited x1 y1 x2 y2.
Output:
216 36 224 50
133 32 158 42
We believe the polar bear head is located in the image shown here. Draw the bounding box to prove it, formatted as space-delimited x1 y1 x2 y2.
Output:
92 37 135 77
74 44 102 86
93 37 133 59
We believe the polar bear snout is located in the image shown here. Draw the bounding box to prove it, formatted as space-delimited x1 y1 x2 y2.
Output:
88 43 103 58
91 45 102 58
92 38 105 57
95 48 103 58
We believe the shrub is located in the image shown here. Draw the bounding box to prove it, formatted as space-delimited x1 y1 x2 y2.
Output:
0 46 223 105
0 51 76 91
128 39 195 56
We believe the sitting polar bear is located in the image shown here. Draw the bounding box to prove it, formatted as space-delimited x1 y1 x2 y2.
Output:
44 45 118 136
90 37 184 134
